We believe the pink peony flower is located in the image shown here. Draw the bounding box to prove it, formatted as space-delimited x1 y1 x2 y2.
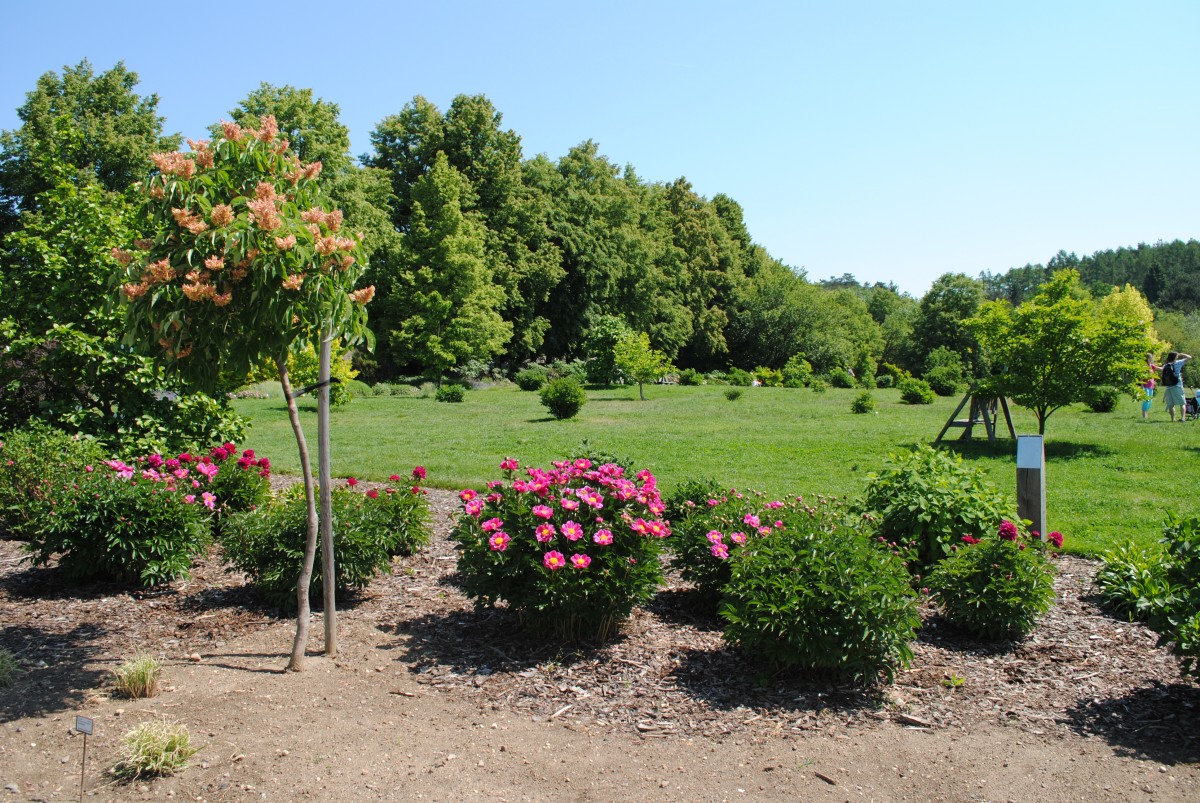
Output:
1048 531 1064 548
184 494 196 504
711 543 730 559
412 466 426 480
593 529 613 546
531 505 553 520
481 517 503 532
347 477 358 487
389 474 401 481
543 551 566 570
459 488 478 502
202 492 216 510
570 553 592 569
730 531 747 544
998 520 1018 541
961 535 980 545
488 532 511 551
559 498 580 512
561 521 584 541
743 513 761 528
499 457 519 471
535 523 556 542
707 530 724 544
366 489 379 500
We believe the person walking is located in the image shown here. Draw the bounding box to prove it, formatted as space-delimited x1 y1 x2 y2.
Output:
1142 352 1159 420
1161 350 1192 422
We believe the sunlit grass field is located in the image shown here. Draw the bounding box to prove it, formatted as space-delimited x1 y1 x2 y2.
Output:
234 384 1200 558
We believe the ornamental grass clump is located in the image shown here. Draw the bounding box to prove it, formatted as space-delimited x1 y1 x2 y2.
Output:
0 648 19 688
925 520 1059 640
221 468 430 609
451 457 668 642
113 720 199 780
112 653 163 699
719 513 919 684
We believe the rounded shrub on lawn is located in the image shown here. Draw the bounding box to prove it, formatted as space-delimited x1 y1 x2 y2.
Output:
851 391 875 414
719 518 919 683
926 521 1058 640
435 383 467 403
514 366 549 391
898 377 936 404
222 476 431 609
451 457 666 642
539 376 587 419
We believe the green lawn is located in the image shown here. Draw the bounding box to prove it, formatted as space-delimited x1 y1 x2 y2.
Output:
234 384 1199 558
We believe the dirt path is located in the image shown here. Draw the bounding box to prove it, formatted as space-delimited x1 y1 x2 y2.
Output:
2 489 1198 801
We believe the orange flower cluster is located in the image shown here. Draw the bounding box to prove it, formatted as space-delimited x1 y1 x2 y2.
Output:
150 151 196 179
210 204 234 227
349 285 375 305
187 139 214 169
247 197 281 232
281 273 305 291
111 247 134 265
301 207 342 232
171 207 208 235
274 234 297 251
221 121 244 142
204 255 224 271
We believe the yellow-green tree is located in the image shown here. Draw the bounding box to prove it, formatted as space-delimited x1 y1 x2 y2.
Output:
613 331 674 401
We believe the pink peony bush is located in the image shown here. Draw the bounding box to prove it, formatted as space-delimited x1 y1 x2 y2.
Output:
451 457 668 642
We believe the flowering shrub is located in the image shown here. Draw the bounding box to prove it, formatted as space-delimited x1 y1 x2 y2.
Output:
451 457 667 642
222 469 430 609
859 444 1015 576
719 514 919 683
24 456 213 586
925 521 1058 640
0 421 105 539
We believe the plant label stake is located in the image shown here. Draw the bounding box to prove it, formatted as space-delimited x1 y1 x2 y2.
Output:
74 716 93 801
1016 435 1046 540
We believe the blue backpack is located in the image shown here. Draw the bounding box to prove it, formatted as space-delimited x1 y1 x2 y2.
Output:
1162 362 1179 387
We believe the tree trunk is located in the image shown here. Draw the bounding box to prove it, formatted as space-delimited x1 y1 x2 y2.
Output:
638 381 646 401
279 356 320 672
318 334 337 657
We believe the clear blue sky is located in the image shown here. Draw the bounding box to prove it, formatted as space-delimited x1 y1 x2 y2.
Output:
3 0 1197 297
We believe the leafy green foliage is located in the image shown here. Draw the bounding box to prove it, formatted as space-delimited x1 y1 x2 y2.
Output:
851 391 876 414
435 383 467 403
1083 385 1121 413
875 374 894 389
0 421 106 539
222 480 430 609
726 368 753 387
827 370 855 389
926 531 1057 640
514 366 548 391
678 368 702 386
859 444 1015 576
754 367 783 387
539 377 587 420
450 458 666 642
719 517 919 683
923 366 963 396
724 388 743 401
0 648 18 688
782 353 813 387
1094 541 1171 622
898 377 936 404
613 331 673 400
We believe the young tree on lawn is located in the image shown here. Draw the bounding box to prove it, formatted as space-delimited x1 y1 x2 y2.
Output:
114 116 373 670
968 269 1155 435
613 331 674 400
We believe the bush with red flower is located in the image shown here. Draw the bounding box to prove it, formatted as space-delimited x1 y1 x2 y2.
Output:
451 457 668 642
925 519 1060 640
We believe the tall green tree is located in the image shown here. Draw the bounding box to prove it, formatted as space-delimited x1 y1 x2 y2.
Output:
386 153 510 379
969 270 1155 434
910 273 985 374
0 59 178 233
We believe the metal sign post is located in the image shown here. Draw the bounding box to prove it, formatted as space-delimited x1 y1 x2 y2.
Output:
75 716 93 801
1016 435 1046 540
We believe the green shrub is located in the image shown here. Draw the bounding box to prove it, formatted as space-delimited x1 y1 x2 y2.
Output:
0 421 106 540
705 370 729 385
923 366 963 397
726 368 753 387
754 367 784 387
678 368 703 386
724 388 743 401
114 721 199 780
926 525 1057 640
514 366 549 391
371 382 399 396
719 519 919 683
539 377 587 420
25 456 212 586
1084 385 1121 413
548 359 589 384
898 377 936 404
112 654 163 699
809 378 829 394
1093 541 1171 622
827 370 855 389
782 354 813 387
451 457 666 642
435 383 467 403
345 379 373 399
851 391 876 414
875 374 895 389
859 444 1015 576
222 478 431 609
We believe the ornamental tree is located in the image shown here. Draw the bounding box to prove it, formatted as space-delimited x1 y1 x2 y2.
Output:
968 269 1155 435
114 115 373 670
613 331 674 401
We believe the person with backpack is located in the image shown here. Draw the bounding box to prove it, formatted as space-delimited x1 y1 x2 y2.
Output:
1161 350 1193 422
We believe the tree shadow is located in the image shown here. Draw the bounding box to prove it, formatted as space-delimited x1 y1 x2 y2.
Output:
592 396 638 403
945 440 1114 461
644 587 724 633
1 563 180 603
913 614 1028 657
0 623 110 721
1063 681 1200 763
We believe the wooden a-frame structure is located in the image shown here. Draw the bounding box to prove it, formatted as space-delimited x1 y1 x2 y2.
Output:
936 386 1016 443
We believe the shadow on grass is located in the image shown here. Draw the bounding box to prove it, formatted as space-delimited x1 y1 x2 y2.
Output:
0 622 109 721
591 396 638 403
1063 681 1200 763
945 440 1115 461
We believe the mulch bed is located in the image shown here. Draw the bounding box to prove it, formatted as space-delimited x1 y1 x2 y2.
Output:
2 483 1198 762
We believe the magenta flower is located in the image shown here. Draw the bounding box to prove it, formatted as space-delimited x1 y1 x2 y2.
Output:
201 492 216 510
706 499 720 507
459 488 478 502
412 465 426 480
631 518 650 535
346 477 358 487
85 465 94 473
961 535 980 545
146 454 164 469
366 489 379 500
488 532 511 551
481 517 503 533
464 498 484 517
998 520 1018 541
743 513 761 528
242 449 255 459
184 494 196 504
531 505 553 519
543 550 566 570
707 530 724 544
500 457 520 471
593 529 613 545
1048 531 1064 548
535 523 556 542
389 474 401 481
730 531 747 544
559 497 580 512
570 553 592 569
711 543 730 559
561 521 584 541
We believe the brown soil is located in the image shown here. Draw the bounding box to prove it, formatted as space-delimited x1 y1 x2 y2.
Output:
1 486 1198 802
